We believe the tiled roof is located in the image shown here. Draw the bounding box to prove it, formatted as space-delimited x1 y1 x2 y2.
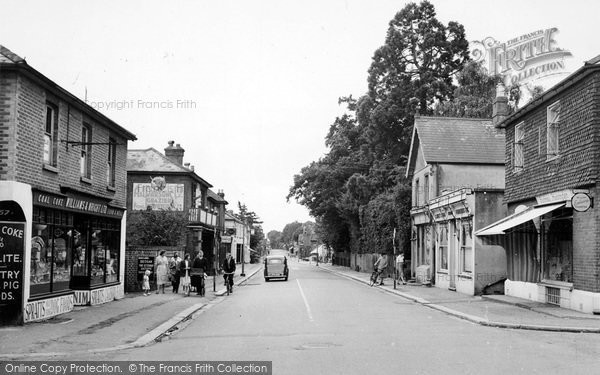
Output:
207 189 227 204
127 148 190 173
415 116 505 164
0 45 26 63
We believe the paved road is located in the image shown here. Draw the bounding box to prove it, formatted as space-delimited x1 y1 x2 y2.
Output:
78 259 600 374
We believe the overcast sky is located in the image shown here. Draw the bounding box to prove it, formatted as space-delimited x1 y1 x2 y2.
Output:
2 0 599 232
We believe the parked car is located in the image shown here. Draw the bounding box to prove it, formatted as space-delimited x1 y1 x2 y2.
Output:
264 255 289 282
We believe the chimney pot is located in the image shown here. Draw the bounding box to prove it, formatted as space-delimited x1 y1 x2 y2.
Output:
164 141 185 165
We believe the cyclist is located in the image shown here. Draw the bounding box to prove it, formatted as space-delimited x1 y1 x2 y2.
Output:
373 252 388 286
192 251 208 296
222 252 236 293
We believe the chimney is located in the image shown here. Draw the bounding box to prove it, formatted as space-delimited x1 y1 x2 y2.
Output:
190 165 195 172
164 141 185 165
492 84 509 127
218 189 225 199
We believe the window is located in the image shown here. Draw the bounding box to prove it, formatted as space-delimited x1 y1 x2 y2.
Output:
438 224 448 271
424 174 429 203
414 179 420 206
107 138 117 187
80 124 92 179
547 101 560 159
43 104 58 166
459 222 473 273
514 122 524 171
542 208 572 283
30 208 74 296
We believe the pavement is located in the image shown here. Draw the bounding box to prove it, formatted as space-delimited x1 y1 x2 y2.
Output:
3 259 600 360
316 262 600 333
0 263 263 360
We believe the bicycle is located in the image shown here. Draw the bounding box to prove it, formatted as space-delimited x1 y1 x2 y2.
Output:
223 271 234 295
369 269 382 287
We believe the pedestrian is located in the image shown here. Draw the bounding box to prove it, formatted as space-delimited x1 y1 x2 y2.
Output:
374 252 388 285
191 251 208 296
155 250 169 294
222 251 236 293
169 252 181 293
142 269 151 296
180 254 192 297
396 253 407 285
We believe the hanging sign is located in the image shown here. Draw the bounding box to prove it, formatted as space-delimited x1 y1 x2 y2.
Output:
571 192 592 212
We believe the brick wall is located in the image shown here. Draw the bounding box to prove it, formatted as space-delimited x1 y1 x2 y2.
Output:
125 246 183 292
0 71 17 180
9 73 130 205
504 73 600 203
572 186 600 292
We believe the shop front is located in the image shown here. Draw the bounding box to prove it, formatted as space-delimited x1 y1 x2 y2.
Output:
0 182 127 324
477 189 600 313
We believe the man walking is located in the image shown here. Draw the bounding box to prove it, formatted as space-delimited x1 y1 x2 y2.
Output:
169 252 181 293
374 252 388 285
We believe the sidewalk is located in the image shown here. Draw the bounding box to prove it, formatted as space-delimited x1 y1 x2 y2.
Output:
0 263 263 359
318 263 600 333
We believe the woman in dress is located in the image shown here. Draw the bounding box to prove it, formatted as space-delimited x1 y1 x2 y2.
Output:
154 250 169 294
181 254 192 296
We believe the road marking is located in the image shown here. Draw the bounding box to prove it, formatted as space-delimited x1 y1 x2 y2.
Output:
296 279 314 322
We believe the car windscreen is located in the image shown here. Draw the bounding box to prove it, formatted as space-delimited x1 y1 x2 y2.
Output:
267 258 284 264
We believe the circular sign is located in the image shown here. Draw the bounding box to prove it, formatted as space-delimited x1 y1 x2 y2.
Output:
571 192 592 212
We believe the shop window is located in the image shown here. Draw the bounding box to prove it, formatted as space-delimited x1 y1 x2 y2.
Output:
90 220 120 285
542 208 573 283
30 208 74 296
72 227 88 277
514 122 524 172
43 103 58 167
107 138 117 187
80 124 92 179
438 224 448 271
459 222 473 274
546 101 560 159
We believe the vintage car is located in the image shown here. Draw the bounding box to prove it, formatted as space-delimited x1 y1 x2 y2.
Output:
264 254 289 281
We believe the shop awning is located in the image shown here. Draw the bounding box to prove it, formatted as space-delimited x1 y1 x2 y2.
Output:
475 203 565 236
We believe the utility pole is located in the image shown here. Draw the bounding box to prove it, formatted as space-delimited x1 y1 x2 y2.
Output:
393 227 397 290
241 221 246 277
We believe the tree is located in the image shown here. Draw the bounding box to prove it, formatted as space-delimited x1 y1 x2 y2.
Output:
126 209 188 246
366 0 470 160
267 230 283 249
433 60 503 118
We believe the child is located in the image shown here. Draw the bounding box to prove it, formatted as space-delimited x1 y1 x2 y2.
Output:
143 269 151 296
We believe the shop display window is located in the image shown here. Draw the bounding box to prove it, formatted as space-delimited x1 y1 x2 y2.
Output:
30 208 74 296
542 208 573 283
90 219 121 285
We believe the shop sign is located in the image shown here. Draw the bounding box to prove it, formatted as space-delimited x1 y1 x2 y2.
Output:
73 290 90 305
471 27 572 87
90 285 118 305
33 191 124 218
137 256 155 281
536 189 574 205
24 294 74 323
571 192 592 212
0 222 25 325
221 235 233 243
132 179 185 211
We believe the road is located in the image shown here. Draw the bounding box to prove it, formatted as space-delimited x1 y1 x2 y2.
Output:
79 254 600 374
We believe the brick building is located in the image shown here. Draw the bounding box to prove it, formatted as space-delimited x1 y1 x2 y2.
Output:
477 57 600 313
125 142 227 291
406 116 506 295
0 46 136 324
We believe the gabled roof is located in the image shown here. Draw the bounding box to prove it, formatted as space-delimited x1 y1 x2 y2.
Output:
406 116 505 176
127 148 212 187
0 45 136 141
207 189 228 205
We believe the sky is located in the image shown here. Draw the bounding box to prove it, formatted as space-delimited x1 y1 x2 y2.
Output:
2 0 599 233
